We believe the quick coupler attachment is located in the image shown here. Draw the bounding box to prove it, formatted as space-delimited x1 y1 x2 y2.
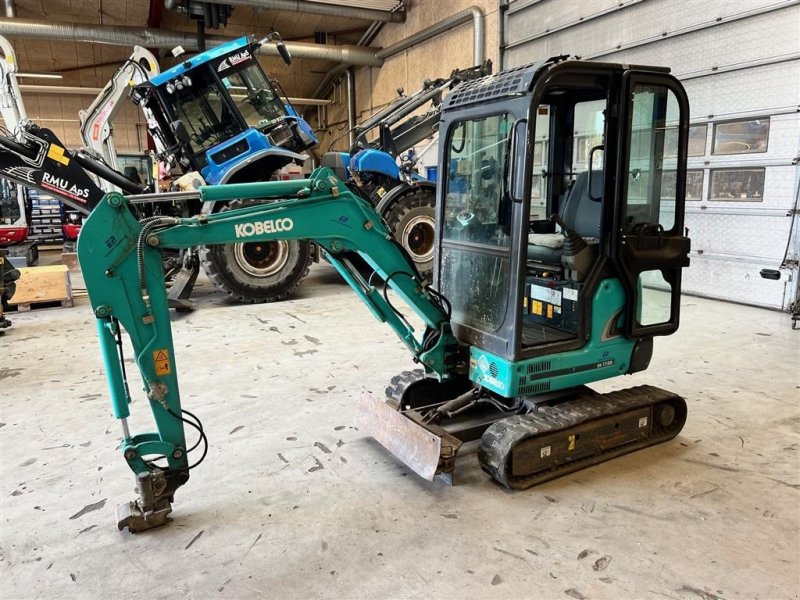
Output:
116 469 185 533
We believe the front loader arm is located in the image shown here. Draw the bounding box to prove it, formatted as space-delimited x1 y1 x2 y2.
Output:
77 167 458 531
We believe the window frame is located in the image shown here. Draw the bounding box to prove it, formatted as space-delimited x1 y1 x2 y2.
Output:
711 116 770 156
441 110 516 249
708 167 766 202
660 168 704 201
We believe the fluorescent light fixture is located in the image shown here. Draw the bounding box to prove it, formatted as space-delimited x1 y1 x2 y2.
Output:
17 72 63 80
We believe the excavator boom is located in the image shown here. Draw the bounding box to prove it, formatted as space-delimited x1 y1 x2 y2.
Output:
78 168 459 531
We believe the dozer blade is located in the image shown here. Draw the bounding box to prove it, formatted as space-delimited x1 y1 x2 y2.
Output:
357 390 462 482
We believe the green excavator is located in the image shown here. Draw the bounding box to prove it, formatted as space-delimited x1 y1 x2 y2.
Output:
78 57 692 532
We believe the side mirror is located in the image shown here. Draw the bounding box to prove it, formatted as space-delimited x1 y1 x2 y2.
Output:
276 41 292 66
479 159 496 180
170 120 190 145
258 32 292 66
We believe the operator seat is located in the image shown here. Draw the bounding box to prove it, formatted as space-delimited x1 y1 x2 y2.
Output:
527 171 603 265
123 166 141 185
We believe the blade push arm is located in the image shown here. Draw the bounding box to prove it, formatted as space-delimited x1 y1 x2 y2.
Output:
77 167 458 531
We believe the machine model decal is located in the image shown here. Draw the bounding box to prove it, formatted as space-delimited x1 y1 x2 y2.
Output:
476 354 505 391
234 217 294 238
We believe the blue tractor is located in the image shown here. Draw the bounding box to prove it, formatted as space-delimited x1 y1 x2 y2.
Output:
131 35 319 303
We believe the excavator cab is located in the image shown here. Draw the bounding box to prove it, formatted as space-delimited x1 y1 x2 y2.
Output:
436 60 691 375
361 59 693 487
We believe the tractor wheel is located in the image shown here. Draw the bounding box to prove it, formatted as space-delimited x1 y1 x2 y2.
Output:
198 199 312 303
383 187 436 281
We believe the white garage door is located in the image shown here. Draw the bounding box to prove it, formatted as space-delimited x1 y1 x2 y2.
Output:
503 0 800 310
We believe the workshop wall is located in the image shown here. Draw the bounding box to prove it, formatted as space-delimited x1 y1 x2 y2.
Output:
19 1 501 163
312 0 500 156
22 91 147 154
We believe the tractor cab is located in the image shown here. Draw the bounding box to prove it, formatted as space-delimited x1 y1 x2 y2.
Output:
133 36 318 185
435 59 691 394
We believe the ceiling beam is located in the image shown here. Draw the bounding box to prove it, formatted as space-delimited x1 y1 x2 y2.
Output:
18 83 332 106
0 18 384 67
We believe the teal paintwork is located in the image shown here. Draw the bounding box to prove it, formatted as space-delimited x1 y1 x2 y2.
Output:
77 169 460 477
470 279 634 397
78 191 189 474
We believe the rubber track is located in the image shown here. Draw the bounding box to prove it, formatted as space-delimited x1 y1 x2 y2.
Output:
384 369 425 408
478 385 687 489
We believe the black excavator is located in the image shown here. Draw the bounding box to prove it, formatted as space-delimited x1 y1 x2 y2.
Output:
78 57 692 532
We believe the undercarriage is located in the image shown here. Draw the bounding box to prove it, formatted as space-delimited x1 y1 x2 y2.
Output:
360 370 687 489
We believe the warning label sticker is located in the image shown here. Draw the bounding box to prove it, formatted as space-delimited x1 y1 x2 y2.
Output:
153 349 171 376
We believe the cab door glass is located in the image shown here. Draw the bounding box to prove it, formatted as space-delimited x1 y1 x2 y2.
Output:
441 112 514 332
530 106 550 220
169 68 243 155
573 99 606 173
637 270 672 325
625 85 680 232
443 113 514 247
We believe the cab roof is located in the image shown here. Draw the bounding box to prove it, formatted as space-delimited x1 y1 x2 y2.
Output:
442 60 548 110
149 36 252 87
443 58 672 111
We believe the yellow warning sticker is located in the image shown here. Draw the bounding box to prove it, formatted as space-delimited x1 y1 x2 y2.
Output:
547 304 553 319
532 300 543 316
153 349 171 376
47 144 70 166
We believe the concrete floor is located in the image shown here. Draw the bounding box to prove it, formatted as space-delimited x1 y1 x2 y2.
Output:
1 261 798 599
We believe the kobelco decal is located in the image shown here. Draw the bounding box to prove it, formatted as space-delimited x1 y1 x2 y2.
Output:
217 49 251 72
234 218 294 238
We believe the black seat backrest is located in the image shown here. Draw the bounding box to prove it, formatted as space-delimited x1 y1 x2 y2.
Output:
559 171 603 238
123 166 140 184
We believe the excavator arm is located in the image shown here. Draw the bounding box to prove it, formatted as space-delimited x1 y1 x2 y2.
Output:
78 46 161 186
0 123 145 214
77 167 459 532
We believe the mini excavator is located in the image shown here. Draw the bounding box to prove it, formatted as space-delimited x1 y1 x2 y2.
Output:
78 58 692 532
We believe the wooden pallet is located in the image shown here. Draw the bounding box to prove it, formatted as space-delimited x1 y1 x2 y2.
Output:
8 265 73 311
61 252 79 273
14 298 74 312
